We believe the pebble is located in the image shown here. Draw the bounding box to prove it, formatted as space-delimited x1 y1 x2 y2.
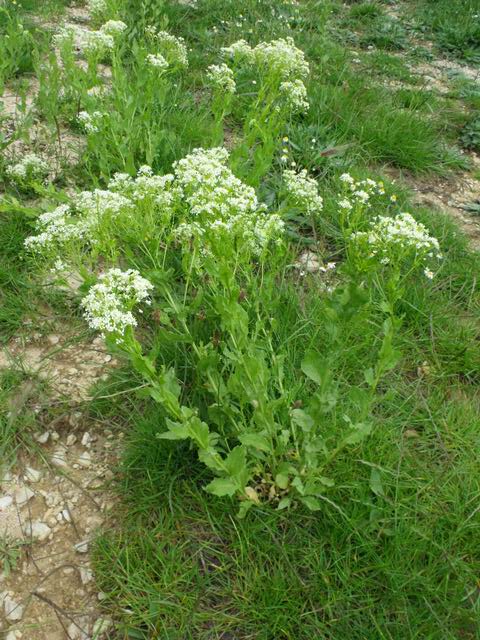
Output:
48 334 60 345
77 451 92 468
14 486 35 506
6 630 23 640
4 594 24 622
74 540 89 554
61 508 72 523
0 495 13 510
35 431 50 444
67 621 90 640
81 432 92 447
26 521 51 542
24 467 42 483
80 566 93 585
66 434 77 446
51 447 68 468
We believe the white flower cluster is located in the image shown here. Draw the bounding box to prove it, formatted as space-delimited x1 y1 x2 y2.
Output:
25 190 133 253
206 63 236 94
77 110 107 134
100 20 127 37
54 21 125 59
87 0 107 20
172 147 284 253
6 153 49 185
283 168 323 215
73 189 133 219
222 37 309 80
146 53 169 70
24 205 91 251
352 212 442 272
26 148 283 258
108 165 175 214
279 79 309 112
146 27 188 67
338 174 385 211
220 39 253 62
220 37 309 112
82 268 153 336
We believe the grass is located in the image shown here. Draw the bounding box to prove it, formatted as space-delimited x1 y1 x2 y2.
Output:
0 0 479 638
407 0 480 63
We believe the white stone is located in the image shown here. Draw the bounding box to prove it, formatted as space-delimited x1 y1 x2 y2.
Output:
48 335 60 346
80 566 93 585
0 495 13 510
81 432 92 447
51 447 68 468
14 486 35 506
77 452 91 468
74 540 89 554
6 630 23 640
4 594 24 622
66 434 77 446
61 509 72 523
35 431 50 444
24 467 42 483
67 621 89 640
26 521 51 542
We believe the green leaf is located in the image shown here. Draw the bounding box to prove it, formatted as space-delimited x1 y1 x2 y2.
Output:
300 496 322 511
187 417 210 449
277 497 292 510
290 408 315 432
343 422 372 446
237 500 255 519
239 432 270 452
205 477 237 497
318 476 335 487
369 468 385 497
301 351 324 385
364 367 375 387
225 446 247 477
157 419 189 440
275 473 289 489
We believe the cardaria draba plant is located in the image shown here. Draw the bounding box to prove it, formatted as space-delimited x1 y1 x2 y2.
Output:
218 37 311 184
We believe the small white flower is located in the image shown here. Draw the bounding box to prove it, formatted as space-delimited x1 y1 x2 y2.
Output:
146 53 169 70
283 168 323 215
82 269 154 337
206 63 236 93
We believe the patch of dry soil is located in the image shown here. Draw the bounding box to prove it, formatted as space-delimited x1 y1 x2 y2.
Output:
0 424 121 640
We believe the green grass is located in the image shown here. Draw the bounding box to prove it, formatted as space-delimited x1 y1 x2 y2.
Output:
407 0 480 63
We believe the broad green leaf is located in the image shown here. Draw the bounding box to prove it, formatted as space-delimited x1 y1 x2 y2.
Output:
343 422 372 446
369 468 385 497
291 408 315 432
239 432 270 452
318 476 335 487
205 477 237 497
237 500 255 519
157 419 189 440
364 367 375 387
225 446 247 476
187 417 210 450
301 350 324 385
300 496 322 511
277 497 292 510
275 473 289 489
